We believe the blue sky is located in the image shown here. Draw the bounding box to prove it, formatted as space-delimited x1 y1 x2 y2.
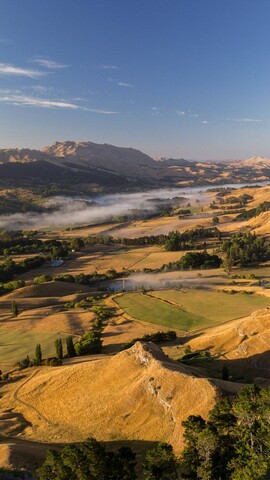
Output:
0 0 269 159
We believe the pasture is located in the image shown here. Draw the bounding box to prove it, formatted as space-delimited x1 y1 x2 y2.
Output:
115 289 270 331
0 329 67 371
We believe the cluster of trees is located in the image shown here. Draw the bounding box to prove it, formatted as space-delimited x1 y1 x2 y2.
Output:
38 438 179 480
73 303 113 355
54 268 120 286
164 228 221 252
235 200 270 221
162 251 222 271
84 227 221 250
181 384 270 479
74 317 103 356
122 330 177 350
0 230 71 258
0 256 45 283
222 232 270 268
0 279 25 296
218 193 253 206
16 302 110 369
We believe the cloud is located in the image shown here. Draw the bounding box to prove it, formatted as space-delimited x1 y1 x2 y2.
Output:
99 65 118 70
87 108 118 114
31 57 69 69
0 94 81 109
30 85 53 94
151 107 160 116
0 94 118 113
0 88 22 94
201 120 208 124
177 111 199 118
231 118 263 123
0 63 45 78
118 82 132 87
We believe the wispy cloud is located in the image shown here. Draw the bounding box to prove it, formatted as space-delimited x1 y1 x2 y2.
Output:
0 94 118 114
0 94 81 109
201 120 208 124
31 57 69 69
118 82 132 87
30 85 53 94
0 88 22 94
230 117 263 123
0 63 45 78
99 64 118 70
88 108 117 114
176 111 199 118
151 107 161 116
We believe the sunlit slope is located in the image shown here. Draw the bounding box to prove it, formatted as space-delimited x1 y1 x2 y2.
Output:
188 308 270 367
1 342 220 451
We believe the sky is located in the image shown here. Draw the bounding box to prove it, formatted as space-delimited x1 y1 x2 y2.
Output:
0 0 270 160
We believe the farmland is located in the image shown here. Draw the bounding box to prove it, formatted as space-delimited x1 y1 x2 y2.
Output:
115 289 270 331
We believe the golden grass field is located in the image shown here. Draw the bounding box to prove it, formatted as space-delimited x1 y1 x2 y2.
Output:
0 342 225 451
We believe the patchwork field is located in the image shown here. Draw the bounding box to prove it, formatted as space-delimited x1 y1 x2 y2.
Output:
115 290 270 331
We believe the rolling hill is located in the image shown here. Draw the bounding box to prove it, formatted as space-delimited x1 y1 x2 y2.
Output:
0 342 229 450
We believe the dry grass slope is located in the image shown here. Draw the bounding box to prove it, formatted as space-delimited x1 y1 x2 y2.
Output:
0 342 221 452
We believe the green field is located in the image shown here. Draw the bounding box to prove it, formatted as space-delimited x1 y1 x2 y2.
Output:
0 329 67 371
116 289 270 331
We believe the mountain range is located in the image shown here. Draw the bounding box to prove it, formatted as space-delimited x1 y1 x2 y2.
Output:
0 140 269 192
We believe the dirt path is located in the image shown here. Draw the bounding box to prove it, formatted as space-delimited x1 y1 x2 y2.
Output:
12 369 52 425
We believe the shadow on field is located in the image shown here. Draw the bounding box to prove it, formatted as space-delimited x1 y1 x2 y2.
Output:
180 332 202 343
178 347 270 385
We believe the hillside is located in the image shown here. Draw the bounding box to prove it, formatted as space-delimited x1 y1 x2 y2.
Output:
0 342 227 451
0 141 270 192
182 308 270 382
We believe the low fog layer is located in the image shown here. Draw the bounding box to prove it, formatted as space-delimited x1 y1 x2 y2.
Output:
1 181 265 231
1 187 200 231
109 271 225 292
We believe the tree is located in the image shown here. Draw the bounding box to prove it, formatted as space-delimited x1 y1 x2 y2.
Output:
35 343 42 366
164 231 182 251
70 237 85 251
143 442 179 479
180 385 270 480
11 300 18 317
66 336 77 358
222 233 269 268
212 216 219 225
55 338 63 359
38 437 137 480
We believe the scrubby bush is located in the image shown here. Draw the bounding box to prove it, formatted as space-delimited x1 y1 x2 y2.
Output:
122 331 177 350
34 274 53 284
